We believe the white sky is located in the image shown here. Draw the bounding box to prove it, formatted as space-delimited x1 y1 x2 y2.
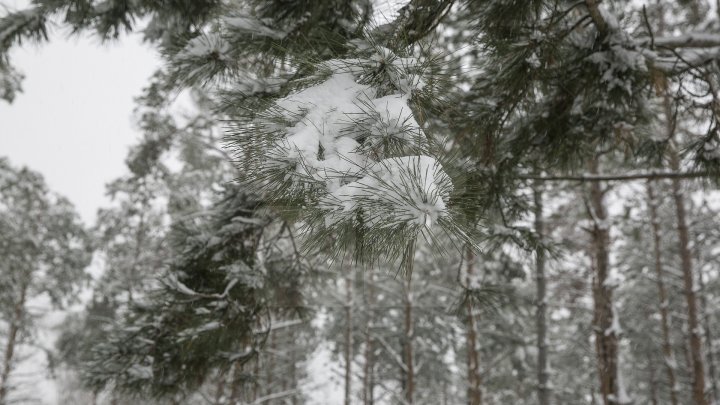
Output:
0 21 159 224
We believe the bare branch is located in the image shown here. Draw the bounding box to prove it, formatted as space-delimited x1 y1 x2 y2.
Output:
644 33 720 49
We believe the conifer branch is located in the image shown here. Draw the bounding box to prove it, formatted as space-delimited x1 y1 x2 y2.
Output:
519 171 711 182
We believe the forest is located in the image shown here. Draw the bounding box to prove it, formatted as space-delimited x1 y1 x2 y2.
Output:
1 0 720 404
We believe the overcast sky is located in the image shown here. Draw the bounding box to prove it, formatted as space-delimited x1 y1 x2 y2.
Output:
0 19 159 224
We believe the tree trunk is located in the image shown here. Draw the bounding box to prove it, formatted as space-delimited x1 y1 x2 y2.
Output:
648 356 659 405
345 270 353 405
588 160 618 405
696 249 718 404
267 329 276 398
669 149 707 405
290 329 299 405
403 274 414 405
646 181 679 405
229 361 244 404
654 14 708 397
252 353 260 402
534 186 550 405
214 370 227 404
0 280 28 405
465 247 483 405
363 268 375 405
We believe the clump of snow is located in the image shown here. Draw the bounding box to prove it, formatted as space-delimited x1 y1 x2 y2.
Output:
176 34 230 62
236 75 287 95
266 72 371 191
325 156 451 229
223 15 286 39
242 46 454 248
367 94 422 139
605 306 622 337
126 364 153 380
526 52 541 68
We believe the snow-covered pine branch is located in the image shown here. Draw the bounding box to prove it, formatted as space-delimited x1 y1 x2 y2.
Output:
228 44 476 274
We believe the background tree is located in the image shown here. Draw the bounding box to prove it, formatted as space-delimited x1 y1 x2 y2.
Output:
0 158 92 404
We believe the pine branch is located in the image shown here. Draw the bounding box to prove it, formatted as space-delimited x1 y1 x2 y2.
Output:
519 171 711 182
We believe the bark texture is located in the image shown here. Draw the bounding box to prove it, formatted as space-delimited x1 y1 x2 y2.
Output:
363 268 375 405
646 181 679 405
465 247 483 405
402 274 414 405
345 271 353 405
588 160 618 405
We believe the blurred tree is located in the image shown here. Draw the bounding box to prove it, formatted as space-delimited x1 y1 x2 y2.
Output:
0 158 92 404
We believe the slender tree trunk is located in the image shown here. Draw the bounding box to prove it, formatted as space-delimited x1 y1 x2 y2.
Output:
215 370 227 404
0 280 28 405
229 360 245 404
267 330 276 398
403 274 414 405
252 353 260 402
654 19 708 397
669 149 708 405
363 268 375 405
683 328 694 377
465 247 482 405
345 270 353 405
646 181 679 405
534 186 550 405
588 159 618 405
290 329 298 405
696 253 719 404
648 356 659 405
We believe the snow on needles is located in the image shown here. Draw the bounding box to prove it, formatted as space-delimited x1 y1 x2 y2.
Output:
325 156 450 229
248 53 453 235
223 15 287 40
